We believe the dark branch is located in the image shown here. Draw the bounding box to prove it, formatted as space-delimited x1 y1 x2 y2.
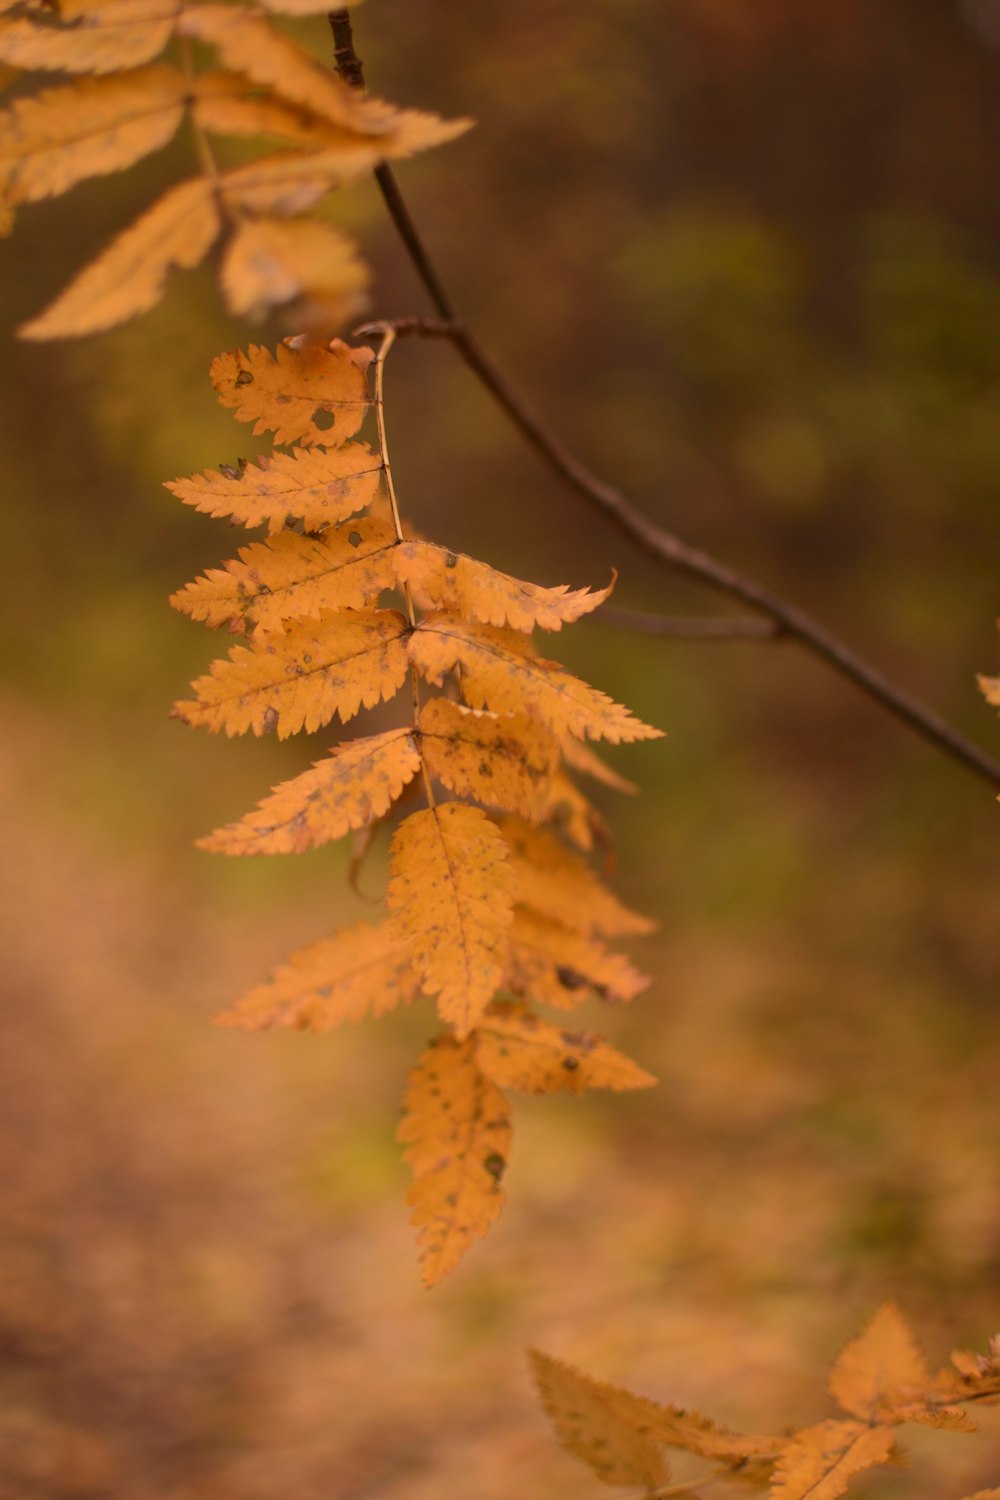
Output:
335 25 1000 793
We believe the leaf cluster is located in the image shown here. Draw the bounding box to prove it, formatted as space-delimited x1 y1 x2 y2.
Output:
533 1304 1000 1500
0 0 468 336
169 335 663 1285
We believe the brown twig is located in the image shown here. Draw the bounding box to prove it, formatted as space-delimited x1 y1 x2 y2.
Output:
333 13 1000 793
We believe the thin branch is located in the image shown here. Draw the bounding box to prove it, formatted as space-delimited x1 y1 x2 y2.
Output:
595 605 782 641
333 16 1000 793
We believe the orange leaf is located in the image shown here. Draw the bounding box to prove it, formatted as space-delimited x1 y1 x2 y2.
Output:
0 66 185 208
394 540 613 632
0 0 178 75
474 1002 656 1094
218 920 420 1031
771 1421 895 1500
210 340 371 448
198 728 420 855
172 607 409 738
410 612 662 744
170 517 398 634
194 69 359 149
418 697 557 818
505 908 650 1009
561 736 638 794
399 1034 511 1288
828 1304 930 1421
542 768 611 852
19 175 219 339
165 443 382 534
501 819 655 936
387 803 515 1037
529 1350 670 1491
219 216 370 322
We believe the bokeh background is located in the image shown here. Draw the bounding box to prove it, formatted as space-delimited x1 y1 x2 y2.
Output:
3 1 1000 1495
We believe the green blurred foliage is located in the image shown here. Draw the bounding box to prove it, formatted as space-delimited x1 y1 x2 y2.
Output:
2 2 1000 1497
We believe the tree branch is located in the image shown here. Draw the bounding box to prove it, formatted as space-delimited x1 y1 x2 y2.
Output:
331 12 1000 793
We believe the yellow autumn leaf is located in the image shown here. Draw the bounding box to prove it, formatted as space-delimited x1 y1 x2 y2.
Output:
178 6 351 124
410 611 662 744
393 539 613 632
170 517 398 634
219 146 377 218
828 1303 930 1422
501 819 655 936
474 1002 656 1094
529 1350 670 1491
771 1421 895 1500
979 673 1000 708
220 215 370 322
506 908 650 1009
210 339 372 448
0 66 185 208
165 443 382 534
0 0 177 74
172 607 409 738
387 803 515 1037
542 768 611 852
418 697 557 818
198 728 421 855
194 69 358 149
19 174 219 339
218 920 420 1031
561 736 638 794
399 1035 511 1288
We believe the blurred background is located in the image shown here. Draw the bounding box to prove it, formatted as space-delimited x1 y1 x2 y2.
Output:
3 1 1000 1495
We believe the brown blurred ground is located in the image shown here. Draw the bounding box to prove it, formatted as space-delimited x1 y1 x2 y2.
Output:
3 2 1000 1496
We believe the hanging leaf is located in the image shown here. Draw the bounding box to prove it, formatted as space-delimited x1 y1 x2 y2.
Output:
501 819 655 936
505 908 650 1009
410 612 662 744
418 697 557 818
194 69 359 149
219 920 420 1030
474 1002 656 1094
210 340 372 448
172 607 410 738
0 66 186 208
170 517 398 634
399 1034 511 1288
219 215 370 322
530 1350 671 1492
771 1421 896 1500
394 540 613 632
198 728 421 855
387 803 515 1037
562 736 638 794
19 175 219 338
0 0 178 75
828 1303 931 1422
165 443 382 534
